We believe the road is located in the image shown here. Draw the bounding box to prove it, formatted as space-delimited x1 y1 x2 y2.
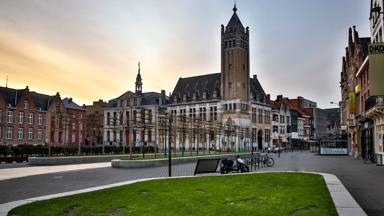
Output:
0 151 383 216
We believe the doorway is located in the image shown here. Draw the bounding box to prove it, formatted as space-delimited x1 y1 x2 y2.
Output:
257 130 263 150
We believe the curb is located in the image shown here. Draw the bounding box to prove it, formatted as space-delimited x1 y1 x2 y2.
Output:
0 171 366 216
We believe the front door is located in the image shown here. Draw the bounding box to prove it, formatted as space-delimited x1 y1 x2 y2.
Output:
258 130 263 150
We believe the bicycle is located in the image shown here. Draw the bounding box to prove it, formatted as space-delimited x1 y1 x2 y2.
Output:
260 153 275 167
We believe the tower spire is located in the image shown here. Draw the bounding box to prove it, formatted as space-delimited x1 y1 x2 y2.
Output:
233 1 237 13
135 61 143 95
138 61 141 74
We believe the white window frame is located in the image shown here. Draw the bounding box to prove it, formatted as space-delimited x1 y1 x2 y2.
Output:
38 114 43 125
29 113 33 124
6 127 12 140
18 128 23 140
18 112 24 124
7 111 13 123
28 128 33 140
37 129 43 140
24 101 29 110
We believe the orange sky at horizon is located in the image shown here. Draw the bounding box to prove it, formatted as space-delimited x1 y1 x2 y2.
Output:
0 0 371 108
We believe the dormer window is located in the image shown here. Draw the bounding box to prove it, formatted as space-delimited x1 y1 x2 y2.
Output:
202 92 207 100
213 90 217 99
24 101 29 110
183 94 187 102
192 92 197 101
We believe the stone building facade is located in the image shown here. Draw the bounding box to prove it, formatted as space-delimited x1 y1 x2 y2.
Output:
340 26 370 157
103 63 168 152
168 5 272 152
366 0 384 163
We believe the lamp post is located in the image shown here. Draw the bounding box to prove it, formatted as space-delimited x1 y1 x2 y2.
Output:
168 114 172 177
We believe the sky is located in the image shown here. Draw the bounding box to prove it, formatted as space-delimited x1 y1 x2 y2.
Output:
0 0 371 108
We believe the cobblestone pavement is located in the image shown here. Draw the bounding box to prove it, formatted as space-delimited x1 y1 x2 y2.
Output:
0 151 383 216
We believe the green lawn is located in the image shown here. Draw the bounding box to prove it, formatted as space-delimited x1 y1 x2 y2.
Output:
9 173 337 216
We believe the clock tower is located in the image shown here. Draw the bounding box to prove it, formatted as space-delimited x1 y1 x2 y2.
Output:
221 4 250 101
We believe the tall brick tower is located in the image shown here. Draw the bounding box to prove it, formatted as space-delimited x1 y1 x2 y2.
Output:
221 3 250 101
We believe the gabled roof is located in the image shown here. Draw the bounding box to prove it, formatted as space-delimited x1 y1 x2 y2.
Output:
30 92 53 111
141 92 162 106
62 98 85 111
171 73 268 104
0 87 24 107
106 99 117 108
171 73 221 102
250 77 266 102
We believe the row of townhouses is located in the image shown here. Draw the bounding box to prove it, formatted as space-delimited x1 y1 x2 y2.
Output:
0 86 86 150
340 0 384 164
1 5 339 153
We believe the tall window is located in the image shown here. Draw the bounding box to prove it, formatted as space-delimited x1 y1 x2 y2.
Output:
18 128 23 140
71 134 76 143
107 131 110 141
6 127 13 139
264 110 271 124
18 112 24 124
252 108 257 123
7 111 13 123
107 112 111 125
38 114 43 125
273 114 279 122
286 116 290 124
24 101 29 110
258 109 263 124
37 129 43 140
29 113 33 124
28 128 33 140
280 116 285 123
264 129 271 143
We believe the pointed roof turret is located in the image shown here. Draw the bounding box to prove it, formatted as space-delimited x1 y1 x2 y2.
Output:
135 61 143 94
226 3 244 32
136 61 142 83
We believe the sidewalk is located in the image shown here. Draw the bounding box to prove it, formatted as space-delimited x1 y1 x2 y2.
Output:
0 162 110 181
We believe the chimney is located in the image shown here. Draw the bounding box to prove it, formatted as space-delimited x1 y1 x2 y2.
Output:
160 90 166 106
266 94 270 101
253 75 257 80
298 96 303 109
69 98 72 103
277 95 283 101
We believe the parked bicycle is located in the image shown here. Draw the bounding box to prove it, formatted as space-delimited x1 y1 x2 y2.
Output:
260 153 275 167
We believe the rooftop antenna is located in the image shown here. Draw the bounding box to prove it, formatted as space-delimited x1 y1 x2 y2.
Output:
5 75 8 88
